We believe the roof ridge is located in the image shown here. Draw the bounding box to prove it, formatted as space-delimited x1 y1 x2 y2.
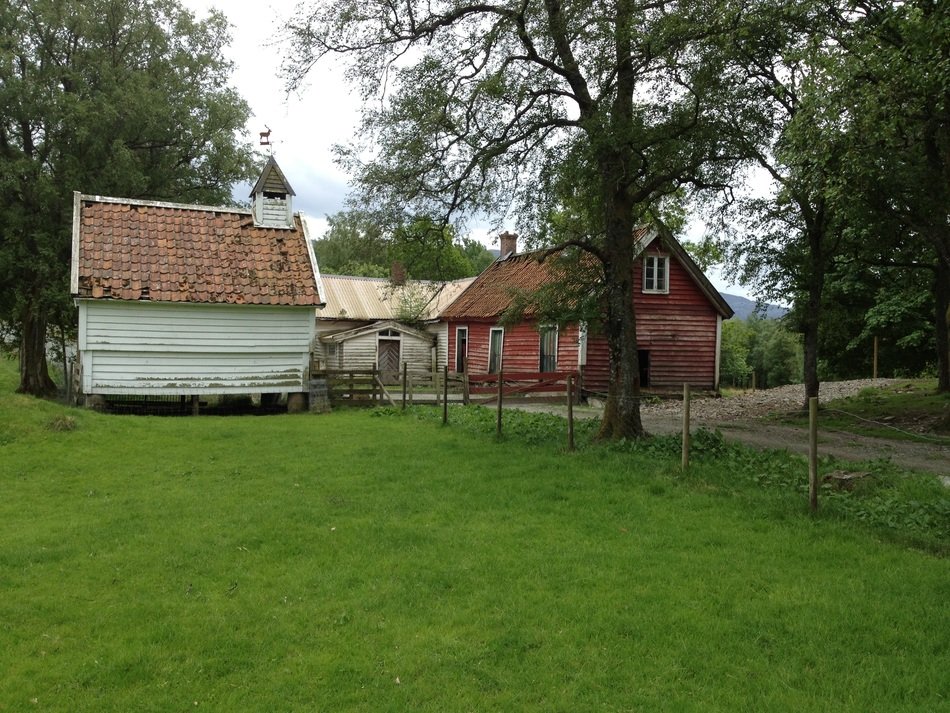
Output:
80 193 262 217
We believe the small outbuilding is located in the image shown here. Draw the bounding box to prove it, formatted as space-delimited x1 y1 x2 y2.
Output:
314 273 474 376
70 157 324 404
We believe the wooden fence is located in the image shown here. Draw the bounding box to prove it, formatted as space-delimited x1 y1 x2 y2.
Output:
311 368 579 408
311 367 469 407
467 371 579 405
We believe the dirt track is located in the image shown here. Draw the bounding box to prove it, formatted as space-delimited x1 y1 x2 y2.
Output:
517 380 949 477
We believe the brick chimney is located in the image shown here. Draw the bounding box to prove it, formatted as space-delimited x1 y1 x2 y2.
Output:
499 231 518 257
390 260 407 286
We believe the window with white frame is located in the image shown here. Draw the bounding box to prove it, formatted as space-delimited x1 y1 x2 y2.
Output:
539 326 558 372
643 255 669 293
455 326 468 372
488 328 504 374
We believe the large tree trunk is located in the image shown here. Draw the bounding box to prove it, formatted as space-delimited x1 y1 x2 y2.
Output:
597 269 645 439
934 258 950 393
17 302 57 397
595 165 645 440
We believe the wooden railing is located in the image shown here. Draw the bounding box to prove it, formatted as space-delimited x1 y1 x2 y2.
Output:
466 371 579 404
310 367 579 408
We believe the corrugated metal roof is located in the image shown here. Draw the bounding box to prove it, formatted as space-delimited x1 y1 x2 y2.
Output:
318 275 476 321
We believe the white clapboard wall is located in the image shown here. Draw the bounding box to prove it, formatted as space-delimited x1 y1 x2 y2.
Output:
78 300 315 394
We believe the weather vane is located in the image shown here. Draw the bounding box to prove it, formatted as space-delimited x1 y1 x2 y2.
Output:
259 125 273 153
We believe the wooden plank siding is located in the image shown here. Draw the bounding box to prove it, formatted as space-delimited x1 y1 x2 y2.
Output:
450 243 722 393
447 321 582 374
582 252 720 393
315 322 435 373
79 300 314 395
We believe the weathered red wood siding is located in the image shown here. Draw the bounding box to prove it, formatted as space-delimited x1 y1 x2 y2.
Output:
448 320 581 373
583 243 720 393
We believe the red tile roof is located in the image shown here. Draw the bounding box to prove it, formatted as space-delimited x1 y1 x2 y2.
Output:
73 197 321 306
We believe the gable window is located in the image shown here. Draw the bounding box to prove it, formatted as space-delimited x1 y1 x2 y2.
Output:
455 327 468 372
488 327 504 374
643 255 669 294
539 326 558 372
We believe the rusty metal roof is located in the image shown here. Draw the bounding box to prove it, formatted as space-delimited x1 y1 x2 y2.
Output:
71 194 322 306
440 226 733 320
318 275 475 321
439 253 556 320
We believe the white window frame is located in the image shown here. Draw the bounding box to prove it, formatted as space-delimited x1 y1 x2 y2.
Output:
455 326 469 372
488 327 504 374
643 254 669 294
539 325 558 372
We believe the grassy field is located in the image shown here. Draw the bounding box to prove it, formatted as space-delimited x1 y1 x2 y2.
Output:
1 360 948 711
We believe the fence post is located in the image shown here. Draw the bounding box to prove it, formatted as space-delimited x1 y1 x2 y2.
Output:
401 362 408 410
681 383 690 470
873 336 879 380
496 368 503 438
567 374 575 451
443 365 449 425
751 370 756 392
809 396 819 513
372 365 378 404
463 369 470 405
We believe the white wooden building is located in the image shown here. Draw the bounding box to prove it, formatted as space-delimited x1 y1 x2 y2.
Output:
313 274 474 374
70 157 324 399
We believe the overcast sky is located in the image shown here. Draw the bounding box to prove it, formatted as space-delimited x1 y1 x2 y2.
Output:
179 0 752 298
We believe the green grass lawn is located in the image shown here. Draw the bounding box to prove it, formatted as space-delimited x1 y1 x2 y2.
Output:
1 361 948 711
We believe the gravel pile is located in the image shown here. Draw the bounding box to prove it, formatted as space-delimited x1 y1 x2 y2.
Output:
642 378 905 423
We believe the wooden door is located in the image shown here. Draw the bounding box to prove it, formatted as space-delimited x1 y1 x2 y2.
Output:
378 338 401 383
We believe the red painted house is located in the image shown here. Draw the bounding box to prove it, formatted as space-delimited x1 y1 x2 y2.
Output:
440 228 734 394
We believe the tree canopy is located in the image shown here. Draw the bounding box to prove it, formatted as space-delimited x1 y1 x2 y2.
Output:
313 210 495 280
284 0 743 438
0 0 256 395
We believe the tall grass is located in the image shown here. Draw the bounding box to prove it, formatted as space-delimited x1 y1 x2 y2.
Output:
1 361 947 711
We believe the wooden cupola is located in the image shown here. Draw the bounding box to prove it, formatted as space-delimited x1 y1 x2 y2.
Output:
250 156 296 229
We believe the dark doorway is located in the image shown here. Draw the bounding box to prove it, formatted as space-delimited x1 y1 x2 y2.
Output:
638 349 650 387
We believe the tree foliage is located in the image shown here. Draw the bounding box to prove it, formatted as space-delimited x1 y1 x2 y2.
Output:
720 316 802 389
0 0 256 395
709 0 949 395
313 210 495 280
284 0 743 438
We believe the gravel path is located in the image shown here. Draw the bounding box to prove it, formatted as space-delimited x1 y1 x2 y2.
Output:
513 379 949 476
640 378 906 422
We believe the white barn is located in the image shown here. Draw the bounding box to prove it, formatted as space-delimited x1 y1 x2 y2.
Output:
70 158 324 402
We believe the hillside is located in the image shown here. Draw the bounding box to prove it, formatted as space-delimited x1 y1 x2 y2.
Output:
721 292 788 320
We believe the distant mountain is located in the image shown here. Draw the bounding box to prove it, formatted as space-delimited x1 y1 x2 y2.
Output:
721 293 788 320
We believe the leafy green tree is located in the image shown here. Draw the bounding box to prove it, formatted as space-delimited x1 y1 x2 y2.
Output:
459 238 496 275
825 0 950 391
283 0 741 438
747 316 802 389
707 0 852 407
0 0 256 395
312 210 390 276
314 210 494 280
719 319 752 387
389 217 472 281
810 261 935 380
